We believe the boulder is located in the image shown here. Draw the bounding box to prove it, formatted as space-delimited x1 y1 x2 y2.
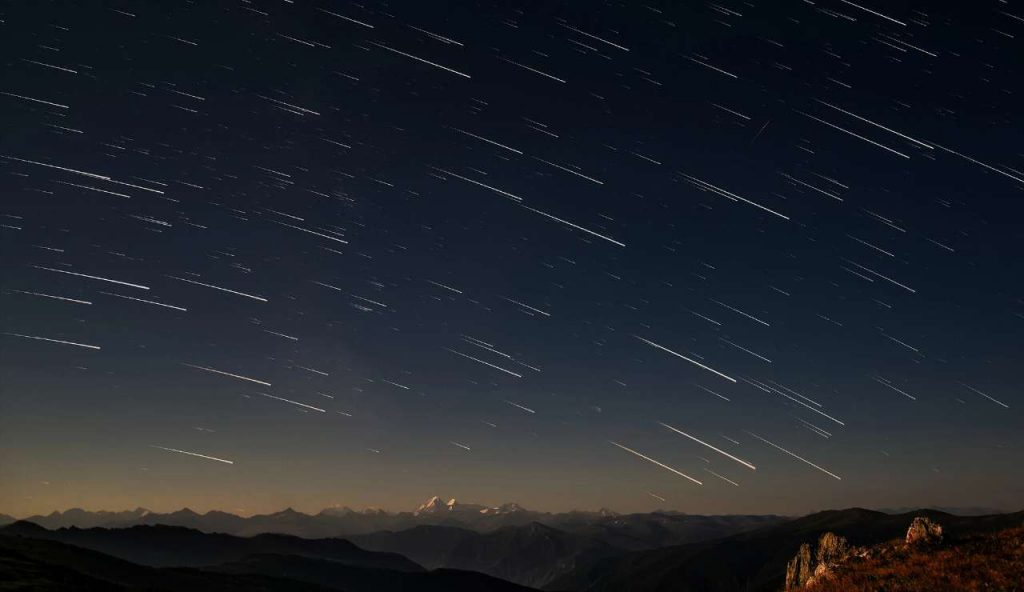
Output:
905 516 943 546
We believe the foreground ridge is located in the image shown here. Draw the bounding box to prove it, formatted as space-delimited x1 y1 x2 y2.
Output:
785 516 1024 592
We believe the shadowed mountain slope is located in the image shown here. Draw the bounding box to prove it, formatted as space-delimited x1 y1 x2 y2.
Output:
210 553 540 592
0 530 540 591
0 521 419 571
547 508 1024 592
349 513 784 587
0 534 331 591
803 525 1024 592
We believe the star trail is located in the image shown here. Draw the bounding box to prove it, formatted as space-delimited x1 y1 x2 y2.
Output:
0 0 1021 517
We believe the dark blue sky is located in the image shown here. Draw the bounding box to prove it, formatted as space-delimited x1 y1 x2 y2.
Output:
1 0 1021 517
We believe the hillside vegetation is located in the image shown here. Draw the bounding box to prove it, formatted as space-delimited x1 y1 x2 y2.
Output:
803 525 1024 592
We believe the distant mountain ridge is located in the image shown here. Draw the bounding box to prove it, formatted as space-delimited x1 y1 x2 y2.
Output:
0 498 787 589
351 508 786 587
873 505 1007 516
3 506 1020 591
8 496 780 539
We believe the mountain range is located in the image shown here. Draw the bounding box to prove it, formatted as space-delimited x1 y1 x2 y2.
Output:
2 502 1021 591
0 497 784 588
3 497 783 543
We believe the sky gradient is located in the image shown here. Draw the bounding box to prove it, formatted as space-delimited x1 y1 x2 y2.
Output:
1 0 1022 518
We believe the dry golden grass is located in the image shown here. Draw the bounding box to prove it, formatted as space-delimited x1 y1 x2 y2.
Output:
807 526 1024 592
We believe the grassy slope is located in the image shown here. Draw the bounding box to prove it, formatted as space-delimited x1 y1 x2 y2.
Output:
808 526 1024 592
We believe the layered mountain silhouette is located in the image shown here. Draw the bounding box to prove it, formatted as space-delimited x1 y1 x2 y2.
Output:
548 507 1024 592
209 554 536 592
348 508 782 586
2 503 1020 591
0 523 534 592
16 498 548 536
352 522 617 588
0 534 332 591
0 520 420 570
11 496 783 545
0 498 783 589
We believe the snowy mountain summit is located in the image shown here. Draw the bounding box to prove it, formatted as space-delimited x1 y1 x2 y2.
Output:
413 496 499 516
414 496 457 515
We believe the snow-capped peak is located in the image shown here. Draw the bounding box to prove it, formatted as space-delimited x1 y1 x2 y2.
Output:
479 502 526 515
414 495 456 514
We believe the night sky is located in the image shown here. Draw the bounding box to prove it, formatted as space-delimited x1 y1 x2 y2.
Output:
1 0 1022 518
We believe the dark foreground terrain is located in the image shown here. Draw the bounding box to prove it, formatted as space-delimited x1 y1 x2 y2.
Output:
0 530 535 592
0 508 1021 591
794 526 1024 592
0 505 781 589
547 508 1024 592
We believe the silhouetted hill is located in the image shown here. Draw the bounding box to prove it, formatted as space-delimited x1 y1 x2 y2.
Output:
548 508 1024 592
547 512 784 551
350 524 478 568
350 521 622 587
211 553 539 592
0 534 330 591
444 521 618 588
874 506 1007 516
0 531 539 591
348 513 784 587
2 505 784 589
0 522 420 571
1 520 50 537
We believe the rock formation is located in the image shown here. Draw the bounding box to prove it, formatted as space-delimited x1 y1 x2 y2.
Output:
784 542 814 590
784 517 947 590
905 516 943 546
784 532 853 590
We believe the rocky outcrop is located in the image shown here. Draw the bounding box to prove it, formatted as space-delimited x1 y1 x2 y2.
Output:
808 531 850 585
786 525 1024 592
784 542 813 589
815 531 849 565
784 532 854 590
905 516 943 546
784 517 947 590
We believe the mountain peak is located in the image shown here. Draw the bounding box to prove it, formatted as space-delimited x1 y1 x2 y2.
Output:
169 507 200 517
479 502 528 515
414 495 456 515
1 520 49 535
